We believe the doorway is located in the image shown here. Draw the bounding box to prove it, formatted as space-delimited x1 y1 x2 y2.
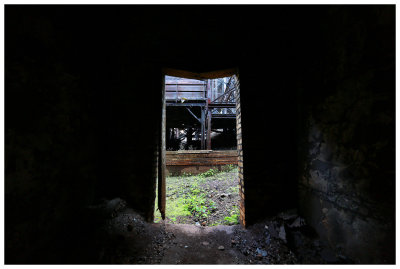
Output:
155 68 245 227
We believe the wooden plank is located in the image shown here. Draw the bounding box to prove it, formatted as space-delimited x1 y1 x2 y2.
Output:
165 78 205 85
165 84 205 92
165 91 205 100
163 67 237 80
167 155 238 161
166 150 236 154
167 160 237 163
166 156 238 160
166 151 237 157
166 150 238 166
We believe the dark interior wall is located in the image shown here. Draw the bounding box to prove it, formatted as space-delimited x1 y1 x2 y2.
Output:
5 5 395 264
238 6 327 223
5 6 163 263
5 8 103 263
296 6 395 263
239 53 299 223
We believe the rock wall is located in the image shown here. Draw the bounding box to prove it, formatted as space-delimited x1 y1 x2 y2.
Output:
297 6 395 263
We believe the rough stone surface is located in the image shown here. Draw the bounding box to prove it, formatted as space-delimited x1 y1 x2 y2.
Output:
297 6 395 264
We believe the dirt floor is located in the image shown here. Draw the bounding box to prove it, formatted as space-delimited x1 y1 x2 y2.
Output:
91 198 354 264
154 166 240 226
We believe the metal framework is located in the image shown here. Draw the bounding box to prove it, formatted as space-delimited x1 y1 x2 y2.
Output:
166 75 238 150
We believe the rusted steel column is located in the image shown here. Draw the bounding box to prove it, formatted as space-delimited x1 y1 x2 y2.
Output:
207 109 212 150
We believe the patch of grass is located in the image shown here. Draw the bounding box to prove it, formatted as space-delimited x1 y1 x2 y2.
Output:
198 168 218 178
181 189 217 220
222 164 237 172
154 167 240 225
224 214 240 225
223 205 240 225
154 215 162 223
154 177 192 223
229 186 239 194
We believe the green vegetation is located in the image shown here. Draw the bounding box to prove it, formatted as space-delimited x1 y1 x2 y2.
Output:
198 168 218 178
229 186 238 194
222 164 237 172
223 204 240 225
154 166 239 225
224 214 240 225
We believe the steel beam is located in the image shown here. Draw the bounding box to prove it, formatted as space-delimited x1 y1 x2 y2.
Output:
166 103 206 107
208 103 236 108
185 107 201 123
211 114 236 119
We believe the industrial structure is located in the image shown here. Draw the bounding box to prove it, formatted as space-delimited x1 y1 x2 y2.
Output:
165 75 239 150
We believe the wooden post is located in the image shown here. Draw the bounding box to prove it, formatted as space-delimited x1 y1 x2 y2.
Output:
187 127 192 149
175 128 179 139
207 109 212 150
201 108 205 149
158 74 166 220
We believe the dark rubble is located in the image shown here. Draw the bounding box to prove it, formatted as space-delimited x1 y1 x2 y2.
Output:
89 198 353 264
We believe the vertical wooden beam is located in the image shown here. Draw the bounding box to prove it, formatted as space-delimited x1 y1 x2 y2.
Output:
207 109 212 150
158 74 166 220
201 108 205 149
187 127 192 149
175 128 179 139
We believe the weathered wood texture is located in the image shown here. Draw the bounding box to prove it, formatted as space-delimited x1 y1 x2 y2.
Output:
235 75 245 227
166 150 238 175
166 150 237 165
163 68 237 80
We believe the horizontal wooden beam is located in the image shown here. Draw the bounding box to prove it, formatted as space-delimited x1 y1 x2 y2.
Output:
166 150 238 166
163 68 238 80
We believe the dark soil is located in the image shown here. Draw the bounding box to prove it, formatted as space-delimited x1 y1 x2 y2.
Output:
89 198 353 264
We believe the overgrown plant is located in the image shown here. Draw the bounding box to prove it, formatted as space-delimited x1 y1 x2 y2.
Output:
182 191 216 220
199 168 218 178
224 213 239 225
154 166 240 225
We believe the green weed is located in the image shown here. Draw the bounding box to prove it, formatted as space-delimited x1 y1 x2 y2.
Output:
154 168 240 225
224 214 239 225
222 164 237 172
229 186 239 194
199 168 218 178
181 172 192 177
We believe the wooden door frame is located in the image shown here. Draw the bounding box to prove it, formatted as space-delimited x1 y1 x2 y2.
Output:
157 67 244 226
